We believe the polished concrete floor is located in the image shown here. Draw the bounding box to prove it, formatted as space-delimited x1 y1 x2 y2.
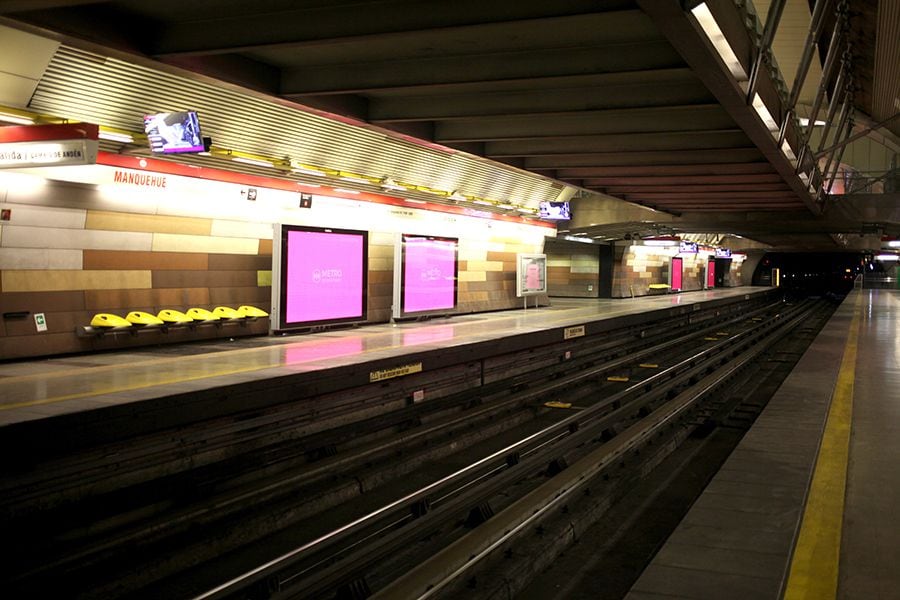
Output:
0 287 765 426
626 289 900 600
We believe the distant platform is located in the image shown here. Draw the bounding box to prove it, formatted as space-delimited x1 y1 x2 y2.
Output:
0 287 771 429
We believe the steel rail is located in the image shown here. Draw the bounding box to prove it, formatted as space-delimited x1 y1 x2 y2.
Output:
194 300 801 600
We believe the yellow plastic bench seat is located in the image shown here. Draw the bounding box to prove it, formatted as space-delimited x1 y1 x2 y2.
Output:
90 313 131 328
212 306 242 319
157 309 193 324
186 307 219 321
237 305 269 318
648 284 671 290
126 311 164 326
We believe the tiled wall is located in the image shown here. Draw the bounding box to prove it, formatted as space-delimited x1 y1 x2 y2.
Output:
546 249 599 298
612 246 744 298
0 170 550 359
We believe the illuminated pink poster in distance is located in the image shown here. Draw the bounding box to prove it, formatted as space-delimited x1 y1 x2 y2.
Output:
402 235 458 314
707 259 716 288
284 229 366 324
671 257 683 290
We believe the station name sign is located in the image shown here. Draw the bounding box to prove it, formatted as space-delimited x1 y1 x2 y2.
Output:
0 122 99 169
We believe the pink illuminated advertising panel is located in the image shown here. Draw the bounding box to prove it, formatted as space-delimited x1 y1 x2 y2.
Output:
707 259 716 288
401 234 458 315
670 256 683 291
279 226 368 328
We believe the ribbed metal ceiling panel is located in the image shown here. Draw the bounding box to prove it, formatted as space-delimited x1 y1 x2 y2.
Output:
29 45 567 207
873 0 900 127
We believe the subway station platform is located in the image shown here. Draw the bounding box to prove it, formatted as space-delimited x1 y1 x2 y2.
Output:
626 288 900 600
0 287 768 432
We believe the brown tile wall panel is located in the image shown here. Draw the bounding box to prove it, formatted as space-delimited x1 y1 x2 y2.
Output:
368 270 393 284
152 270 258 289
85 210 212 235
0 333 92 360
485 271 515 281
463 281 497 292
83 250 209 271
208 254 273 271
0 290 85 313
84 288 211 310
368 283 393 298
2 270 152 292
3 310 89 336
208 286 272 305
502 261 516 272
487 251 517 262
368 307 392 323
83 288 155 310
258 239 273 255
570 272 598 281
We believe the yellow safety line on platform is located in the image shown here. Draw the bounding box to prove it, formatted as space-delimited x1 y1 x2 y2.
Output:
783 294 861 600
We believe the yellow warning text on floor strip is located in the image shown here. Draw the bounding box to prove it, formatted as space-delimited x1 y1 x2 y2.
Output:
783 294 861 600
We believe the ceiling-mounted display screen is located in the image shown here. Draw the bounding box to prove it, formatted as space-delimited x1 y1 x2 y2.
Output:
538 201 571 220
679 241 698 253
275 225 368 330
399 234 458 316
143 111 204 154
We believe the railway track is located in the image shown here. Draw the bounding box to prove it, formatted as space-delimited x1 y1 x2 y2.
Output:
188 298 828 600
0 292 814 598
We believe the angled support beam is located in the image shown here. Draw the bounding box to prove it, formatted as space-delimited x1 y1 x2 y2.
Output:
816 57 851 154
637 0 820 214
746 0 787 104
788 0 833 110
815 112 900 158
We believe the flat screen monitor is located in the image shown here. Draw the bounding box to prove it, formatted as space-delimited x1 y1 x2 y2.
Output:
539 201 571 220
679 241 698 254
670 256 683 291
400 234 458 315
707 258 716 288
143 111 204 154
277 225 368 329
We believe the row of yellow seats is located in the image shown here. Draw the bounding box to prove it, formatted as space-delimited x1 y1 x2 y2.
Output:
90 306 269 328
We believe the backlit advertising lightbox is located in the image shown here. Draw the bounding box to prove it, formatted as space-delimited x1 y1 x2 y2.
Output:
394 234 458 318
516 253 547 297
273 225 368 330
706 258 716 289
670 256 684 291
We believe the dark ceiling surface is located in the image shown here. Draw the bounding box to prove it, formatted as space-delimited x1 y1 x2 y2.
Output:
0 0 896 249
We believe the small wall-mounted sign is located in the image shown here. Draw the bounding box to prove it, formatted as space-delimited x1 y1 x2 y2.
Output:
34 312 48 332
1 208 10 221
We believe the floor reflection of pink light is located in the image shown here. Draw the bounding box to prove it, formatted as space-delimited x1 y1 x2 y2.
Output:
403 326 455 347
285 338 364 366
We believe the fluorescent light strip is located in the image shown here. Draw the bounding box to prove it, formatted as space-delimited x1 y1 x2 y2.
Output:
405 199 427 204
232 156 274 168
472 199 492 206
0 112 34 125
333 187 360 195
292 167 326 176
691 3 748 81
752 93 779 132
339 175 370 184
98 130 134 143
875 254 899 261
